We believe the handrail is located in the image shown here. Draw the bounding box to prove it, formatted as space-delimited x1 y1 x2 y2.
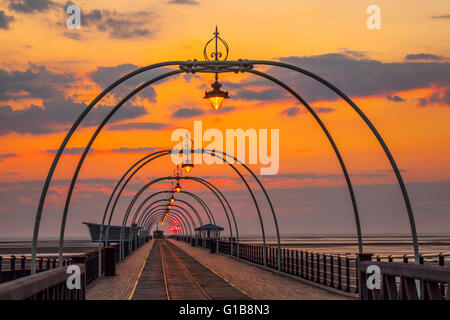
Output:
0 264 85 300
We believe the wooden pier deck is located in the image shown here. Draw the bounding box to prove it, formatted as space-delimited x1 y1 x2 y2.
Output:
131 239 250 300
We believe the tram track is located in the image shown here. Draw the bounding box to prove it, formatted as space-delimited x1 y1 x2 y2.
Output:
160 240 212 300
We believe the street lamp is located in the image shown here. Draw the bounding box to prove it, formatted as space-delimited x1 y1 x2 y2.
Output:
204 78 229 111
169 195 175 204
174 182 181 193
182 161 194 174
203 26 230 111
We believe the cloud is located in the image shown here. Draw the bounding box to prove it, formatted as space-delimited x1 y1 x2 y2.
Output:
0 10 14 29
172 107 204 118
210 106 236 114
7 0 57 13
431 15 450 19
418 88 450 107
107 122 169 131
89 64 175 101
280 106 335 117
235 88 287 101
0 98 148 135
168 0 199 4
387 95 406 102
0 153 17 159
110 147 159 153
77 8 157 39
314 107 335 113
0 63 74 101
0 153 17 162
405 53 445 61
280 106 300 117
252 53 450 102
45 148 94 155
62 32 81 41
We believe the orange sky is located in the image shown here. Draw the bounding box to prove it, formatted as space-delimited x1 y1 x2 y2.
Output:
0 0 449 238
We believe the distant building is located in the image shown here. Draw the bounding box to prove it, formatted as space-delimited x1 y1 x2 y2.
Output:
195 224 224 239
153 230 164 238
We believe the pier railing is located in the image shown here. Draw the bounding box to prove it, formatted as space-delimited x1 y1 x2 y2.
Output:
0 264 85 300
0 236 150 288
358 254 449 300
0 255 73 284
175 236 450 299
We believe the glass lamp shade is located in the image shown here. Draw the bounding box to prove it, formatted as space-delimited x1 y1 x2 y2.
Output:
204 81 229 111
182 162 194 174
175 183 181 193
209 96 225 111
170 196 175 204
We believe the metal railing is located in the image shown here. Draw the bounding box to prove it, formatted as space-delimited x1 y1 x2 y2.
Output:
0 236 150 286
0 264 86 300
0 255 73 284
359 254 450 300
177 237 450 298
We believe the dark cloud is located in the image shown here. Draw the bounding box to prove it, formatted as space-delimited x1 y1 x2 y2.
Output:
0 153 17 162
110 147 159 153
418 88 450 107
253 53 450 102
387 95 406 102
0 10 14 29
280 106 335 117
210 106 236 114
45 148 94 155
168 0 199 4
7 0 57 13
77 8 157 39
339 49 368 59
431 15 450 19
0 64 74 101
172 107 204 118
280 106 300 117
89 64 175 101
62 32 81 41
405 53 445 61
107 122 169 131
0 99 148 135
314 107 335 113
235 88 287 101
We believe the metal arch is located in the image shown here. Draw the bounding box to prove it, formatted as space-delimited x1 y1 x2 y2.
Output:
146 215 185 237
57 70 183 267
146 215 183 235
136 190 212 227
32 61 191 273
137 203 198 237
141 207 194 236
135 192 206 226
143 207 193 236
106 148 274 269
33 58 416 273
145 210 191 236
131 193 206 231
141 206 194 233
146 213 188 236
248 60 418 261
129 201 198 247
136 199 202 231
148 211 190 238
117 175 242 258
45 65 273 270
118 176 231 259
101 149 254 267
246 69 363 253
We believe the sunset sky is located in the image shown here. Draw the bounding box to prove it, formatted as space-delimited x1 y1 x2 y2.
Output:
0 0 449 242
